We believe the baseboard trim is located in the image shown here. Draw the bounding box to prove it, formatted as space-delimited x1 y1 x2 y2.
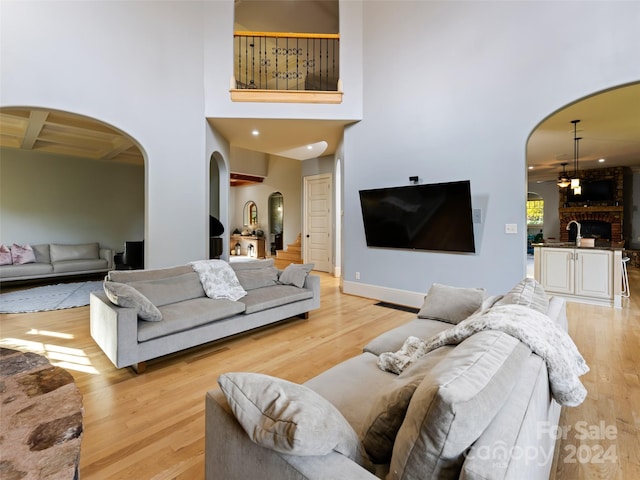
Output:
342 280 425 309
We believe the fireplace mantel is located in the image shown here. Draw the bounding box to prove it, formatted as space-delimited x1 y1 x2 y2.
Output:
559 206 623 214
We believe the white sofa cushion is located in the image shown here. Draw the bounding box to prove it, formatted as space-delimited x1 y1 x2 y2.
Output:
138 298 246 341
50 242 99 262
129 272 205 307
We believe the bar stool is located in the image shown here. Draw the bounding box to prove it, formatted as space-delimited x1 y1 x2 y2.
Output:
621 255 630 298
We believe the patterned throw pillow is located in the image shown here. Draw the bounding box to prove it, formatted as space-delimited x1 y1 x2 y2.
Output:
190 260 247 301
11 244 36 265
0 244 12 265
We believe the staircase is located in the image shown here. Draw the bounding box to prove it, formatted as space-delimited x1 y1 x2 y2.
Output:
274 233 302 269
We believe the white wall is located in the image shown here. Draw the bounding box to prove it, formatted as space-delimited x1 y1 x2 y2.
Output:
1 1 208 268
0 148 144 250
342 1 640 302
2 0 638 298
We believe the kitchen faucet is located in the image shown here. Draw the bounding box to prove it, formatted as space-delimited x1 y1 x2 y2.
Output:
566 220 582 247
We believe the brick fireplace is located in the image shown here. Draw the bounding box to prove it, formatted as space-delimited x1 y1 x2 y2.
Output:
559 206 623 243
558 166 628 245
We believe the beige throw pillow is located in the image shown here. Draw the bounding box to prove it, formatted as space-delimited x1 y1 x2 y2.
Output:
103 280 162 321
218 372 371 469
417 283 485 324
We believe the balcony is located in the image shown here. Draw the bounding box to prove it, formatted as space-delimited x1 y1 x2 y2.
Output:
231 31 342 104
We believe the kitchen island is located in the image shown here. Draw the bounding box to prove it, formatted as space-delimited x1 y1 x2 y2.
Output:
533 243 623 309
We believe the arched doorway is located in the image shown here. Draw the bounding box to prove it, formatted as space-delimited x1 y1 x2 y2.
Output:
268 192 284 256
0 107 146 257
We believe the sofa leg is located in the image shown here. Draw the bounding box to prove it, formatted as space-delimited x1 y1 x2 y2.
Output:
131 362 146 374
297 312 309 319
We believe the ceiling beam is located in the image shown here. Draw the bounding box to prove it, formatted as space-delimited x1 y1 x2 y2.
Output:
100 137 135 161
21 110 49 149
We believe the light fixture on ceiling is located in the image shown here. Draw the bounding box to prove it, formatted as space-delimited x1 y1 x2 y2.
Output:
557 162 571 188
570 119 582 195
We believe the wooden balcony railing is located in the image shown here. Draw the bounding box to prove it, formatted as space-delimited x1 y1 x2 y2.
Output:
231 31 342 104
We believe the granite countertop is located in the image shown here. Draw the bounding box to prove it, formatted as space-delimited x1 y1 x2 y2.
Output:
532 242 624 251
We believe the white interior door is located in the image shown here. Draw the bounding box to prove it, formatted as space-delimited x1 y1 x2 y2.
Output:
304 174 332 273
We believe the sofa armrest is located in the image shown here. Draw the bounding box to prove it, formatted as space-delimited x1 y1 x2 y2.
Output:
99 248 114 270
89 291 139 368
303 273 321 310
205 389 377 480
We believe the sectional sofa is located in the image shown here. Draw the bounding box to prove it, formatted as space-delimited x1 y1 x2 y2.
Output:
90 259 320 373
0 242 113 282
206 278 583 480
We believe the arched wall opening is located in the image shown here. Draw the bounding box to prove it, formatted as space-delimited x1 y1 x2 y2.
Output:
0 106 146 257
209 150 229 259
525 81 640 262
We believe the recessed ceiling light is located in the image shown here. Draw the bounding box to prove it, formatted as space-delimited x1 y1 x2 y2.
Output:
307 145 313 150
251 130 259 136
528 166 534 170
598 158 606 163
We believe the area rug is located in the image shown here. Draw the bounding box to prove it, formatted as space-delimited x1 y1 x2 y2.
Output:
0 281 103 314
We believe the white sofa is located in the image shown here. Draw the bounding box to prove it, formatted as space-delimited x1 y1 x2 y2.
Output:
0 242 113 282
90 259 320 373
205 279 579 480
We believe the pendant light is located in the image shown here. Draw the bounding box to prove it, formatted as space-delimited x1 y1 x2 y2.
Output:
570 119 582 195
557 162 571 188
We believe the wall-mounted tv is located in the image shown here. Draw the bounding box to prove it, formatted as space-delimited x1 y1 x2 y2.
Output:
567 179 615 203
359 180 476 253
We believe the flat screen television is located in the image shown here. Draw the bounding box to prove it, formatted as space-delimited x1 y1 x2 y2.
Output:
567 179 615 203
359 180 476 253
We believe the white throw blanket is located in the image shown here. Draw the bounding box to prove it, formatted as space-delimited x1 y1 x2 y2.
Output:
378 304 589 407
190 260 247 301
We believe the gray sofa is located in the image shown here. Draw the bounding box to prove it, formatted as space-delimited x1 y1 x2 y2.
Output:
206 279 574 480
90 259 320 373
0 242 113 282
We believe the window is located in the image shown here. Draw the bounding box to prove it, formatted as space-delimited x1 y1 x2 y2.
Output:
527 200 544 226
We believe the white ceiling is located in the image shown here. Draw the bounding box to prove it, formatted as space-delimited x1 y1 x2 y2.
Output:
527 83 640 183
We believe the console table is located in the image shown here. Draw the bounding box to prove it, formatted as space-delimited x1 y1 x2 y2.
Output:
230 235 266 258
0 347 83 479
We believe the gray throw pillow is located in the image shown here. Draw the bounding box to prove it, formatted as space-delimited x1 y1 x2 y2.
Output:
218 372 371 469
278 263 314 288
417 283 485 324
390 331 530 480
103 280 162 321
494 277 549 314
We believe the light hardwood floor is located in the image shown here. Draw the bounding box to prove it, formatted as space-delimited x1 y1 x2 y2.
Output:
1 268 638 479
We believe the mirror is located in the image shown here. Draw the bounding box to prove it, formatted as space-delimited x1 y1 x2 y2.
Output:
268 192 284 255
243 201 258 226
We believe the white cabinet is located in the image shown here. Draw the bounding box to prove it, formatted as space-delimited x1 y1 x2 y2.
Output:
574 249 612 299
534 246 622 308
539 248 574 295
